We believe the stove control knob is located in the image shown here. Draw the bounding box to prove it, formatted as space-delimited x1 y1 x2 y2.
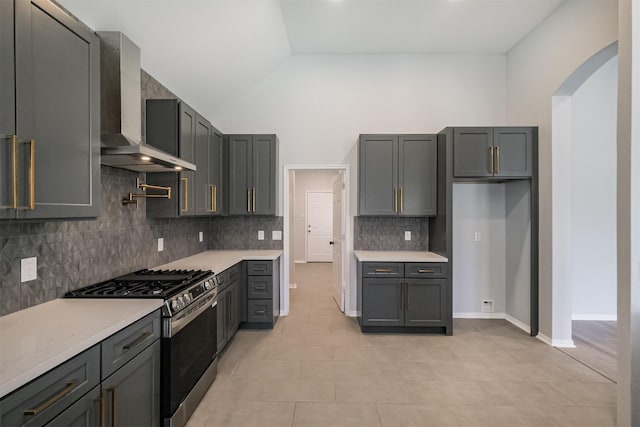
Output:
184 293 192 304
204 280 212 290
177 296 185 308
171 300 180 312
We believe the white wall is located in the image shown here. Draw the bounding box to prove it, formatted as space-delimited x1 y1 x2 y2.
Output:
452 183 507 315
506 0 618 341
293 170 338 262
214 54 507 312
571 56 618 319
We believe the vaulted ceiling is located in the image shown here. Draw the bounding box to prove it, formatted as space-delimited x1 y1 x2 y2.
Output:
59 0 565 118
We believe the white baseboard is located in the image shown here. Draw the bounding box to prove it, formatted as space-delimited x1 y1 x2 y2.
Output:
504 314 531 334
453 312 506 319
294 260 307 264
536 333 575 348
346 310 357 317
572 314 617 321
537 333 553 346
289 283 297 289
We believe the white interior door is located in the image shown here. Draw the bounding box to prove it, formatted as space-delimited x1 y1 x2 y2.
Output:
306 192 333 262
331 173 345 312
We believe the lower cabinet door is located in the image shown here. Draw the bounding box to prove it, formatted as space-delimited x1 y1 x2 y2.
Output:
102 340 160 427
217 288 228 351
227 281 239 337
45 386 101 427
404 279 447 326
362 279 403 326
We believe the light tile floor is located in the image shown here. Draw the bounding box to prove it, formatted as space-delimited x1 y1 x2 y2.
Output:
186 263 616 427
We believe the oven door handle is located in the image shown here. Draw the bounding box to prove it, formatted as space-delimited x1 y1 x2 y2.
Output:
166 294 217 337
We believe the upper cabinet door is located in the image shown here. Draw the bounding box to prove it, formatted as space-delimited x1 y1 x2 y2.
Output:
252 135 276 215
15 0 100 219
194 114 211 216
228 135 253 215
0 0 16 219
358 135 398 216
209 129 223 215
178 103 196 216
398 135 437 216
493 127 532 177
453 128 493 178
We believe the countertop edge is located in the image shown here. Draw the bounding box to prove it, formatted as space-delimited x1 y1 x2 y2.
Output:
353 250 449 263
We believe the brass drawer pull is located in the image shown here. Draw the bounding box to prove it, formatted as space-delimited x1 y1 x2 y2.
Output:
122 331 151 351
374 268 393 273
22 139 35 210
181 178 189 212
210 184 217 212
24 381 78 415
252 187 256 212
418 269 434 273
247 188 251 212
489 146 494 174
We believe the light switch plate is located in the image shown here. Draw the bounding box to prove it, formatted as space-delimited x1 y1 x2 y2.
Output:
199 231 203 242
481 299 494 313
21 257 37 283
404 231 411 241
258 230 265 240
158 238 164 252
272 230 282 240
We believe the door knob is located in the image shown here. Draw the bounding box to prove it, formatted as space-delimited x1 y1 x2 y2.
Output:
329 241 334 245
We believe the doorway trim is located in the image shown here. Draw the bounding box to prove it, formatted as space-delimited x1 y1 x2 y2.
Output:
282 164 351 316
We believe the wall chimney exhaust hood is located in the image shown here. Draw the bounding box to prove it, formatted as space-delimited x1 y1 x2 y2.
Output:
97 31 195 173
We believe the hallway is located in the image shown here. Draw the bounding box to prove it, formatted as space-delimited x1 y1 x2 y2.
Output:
186 263 616 426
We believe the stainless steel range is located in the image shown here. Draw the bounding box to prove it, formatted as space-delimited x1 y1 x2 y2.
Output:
66 269 219 427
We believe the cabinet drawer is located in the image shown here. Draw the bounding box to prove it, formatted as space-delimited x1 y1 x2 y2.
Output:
44 385 101 427
101 311 161 379
247 276 273 299
246 260 272 276
0 345 100 427
362 262 404 277
247 300 273 323
405 263 448 278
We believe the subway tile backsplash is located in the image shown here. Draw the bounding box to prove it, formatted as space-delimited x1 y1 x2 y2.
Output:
354 216 429 251
0 166 283 317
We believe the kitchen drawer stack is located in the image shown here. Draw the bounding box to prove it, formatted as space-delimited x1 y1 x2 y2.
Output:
243 260 280 329
0 311 161 426
357 262 451 335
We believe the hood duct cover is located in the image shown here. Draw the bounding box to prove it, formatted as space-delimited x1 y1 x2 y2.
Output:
97 31 195 172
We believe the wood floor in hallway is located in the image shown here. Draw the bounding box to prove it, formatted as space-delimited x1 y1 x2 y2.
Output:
186 263 616 427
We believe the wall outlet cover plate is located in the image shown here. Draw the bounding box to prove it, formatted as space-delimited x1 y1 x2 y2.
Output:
199 231 204 242
21 257 37 283
404 231 411 241
258 230 265 240
158 238 164 252
272 230 282 240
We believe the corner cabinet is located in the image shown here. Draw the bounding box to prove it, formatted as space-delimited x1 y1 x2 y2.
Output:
146 99 224 217
227 135 277 215
0 0 100 220
357 262 450 334
358 134 437 216
453 127 533 178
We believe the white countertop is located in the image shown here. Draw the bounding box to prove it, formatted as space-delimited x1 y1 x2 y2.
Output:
353 250 448 263
0 298 162 398
155 250 283 273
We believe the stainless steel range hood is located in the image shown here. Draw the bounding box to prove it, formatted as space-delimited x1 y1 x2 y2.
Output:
97 31 195 173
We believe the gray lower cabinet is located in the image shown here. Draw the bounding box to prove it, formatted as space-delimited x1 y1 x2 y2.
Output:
242 259 279 328
0 311 161 427
452 127 533 178
358 134 437 216
217 264 241 352
227 135 277 215
358 262 450 333
1 0 100 220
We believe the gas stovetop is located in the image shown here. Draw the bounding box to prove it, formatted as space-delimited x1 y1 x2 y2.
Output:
65 269 214 299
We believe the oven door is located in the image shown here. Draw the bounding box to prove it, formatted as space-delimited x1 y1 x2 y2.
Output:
161 293 217 419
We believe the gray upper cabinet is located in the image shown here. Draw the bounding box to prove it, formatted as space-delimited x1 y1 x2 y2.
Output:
453 127 532 178
209 128 224 215
358 134 437 216
227 135 277 216
1 0 100 220
195 114 212 215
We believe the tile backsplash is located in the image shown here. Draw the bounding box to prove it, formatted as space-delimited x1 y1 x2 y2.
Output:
0 166 283 317
354 216 429 250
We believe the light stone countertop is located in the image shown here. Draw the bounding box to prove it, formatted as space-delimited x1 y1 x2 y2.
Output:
0 298 163 398
155 250 283 274
353 250 448 263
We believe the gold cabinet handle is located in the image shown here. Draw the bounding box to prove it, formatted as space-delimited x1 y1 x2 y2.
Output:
1 135 18 209
489 146 494 174
209 184 217 212
109 388 117 427
122 331 150 351
495 146 500 174
252 187 256 212
418 269 434 273
393 188 398 213
374 268 392 273
24 381 78 415
181 177 188 212
399 187 403 213
247 188 251 212
20 139 35 210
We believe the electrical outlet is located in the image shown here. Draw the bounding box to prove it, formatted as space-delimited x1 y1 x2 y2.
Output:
199 231 203 242
258 230 264 240
404 231 411 241
21 257 37 283
481 299 494 313
474 232 481 242
158 238 164 252
272 230 282 240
